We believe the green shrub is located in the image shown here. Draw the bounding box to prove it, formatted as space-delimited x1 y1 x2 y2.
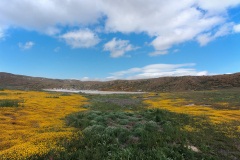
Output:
40 92 239 160
60 110 209 160
0 99 20 107
45 96 59 98
118 119 129 125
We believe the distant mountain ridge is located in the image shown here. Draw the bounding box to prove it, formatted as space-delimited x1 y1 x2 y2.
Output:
1 72 240 92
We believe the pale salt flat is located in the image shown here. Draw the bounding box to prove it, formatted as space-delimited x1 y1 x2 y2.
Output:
43 89 146 95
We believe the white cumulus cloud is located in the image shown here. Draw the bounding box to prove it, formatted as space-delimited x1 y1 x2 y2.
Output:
18 41 35 50
102 0 240 54
60 29 100 48
101 0 229 53
0 0 102 34
197 0 240 13
0 0 240 52
107 63 208 80
104 38 137 58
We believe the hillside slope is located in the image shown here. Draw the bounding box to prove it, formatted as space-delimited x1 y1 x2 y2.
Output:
0 72 240 92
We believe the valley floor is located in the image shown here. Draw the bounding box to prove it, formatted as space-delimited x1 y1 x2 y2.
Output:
0 89 239 159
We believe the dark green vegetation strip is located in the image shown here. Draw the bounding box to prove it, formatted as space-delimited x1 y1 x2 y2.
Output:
38 93 239 160
45 96 60 98
0 99 21 107
62 110 204 160
83 94 146 112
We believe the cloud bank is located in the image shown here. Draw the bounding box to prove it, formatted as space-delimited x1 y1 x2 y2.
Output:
107 63 208 80
0 0 240 56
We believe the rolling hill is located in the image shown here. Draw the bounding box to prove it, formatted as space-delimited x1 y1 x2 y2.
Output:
1 72 240 92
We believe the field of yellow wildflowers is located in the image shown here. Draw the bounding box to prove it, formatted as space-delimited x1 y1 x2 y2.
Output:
144 89 240 139
0 90 87 160
0 89 239 159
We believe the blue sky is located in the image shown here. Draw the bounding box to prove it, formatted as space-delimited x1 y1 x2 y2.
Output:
0 0 240 80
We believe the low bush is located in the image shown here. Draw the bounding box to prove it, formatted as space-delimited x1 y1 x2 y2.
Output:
40 109 211 159
0 99 20 107
45 96 59 98
33 92 240 160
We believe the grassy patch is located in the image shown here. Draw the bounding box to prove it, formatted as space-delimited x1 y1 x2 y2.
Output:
0 99 21 107
164 88 240 110
45 96 60 98
44 108 240 160
43 109 208 159
42 92 239 159
83 94 146 111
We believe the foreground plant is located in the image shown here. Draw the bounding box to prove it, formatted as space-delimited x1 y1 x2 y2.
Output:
43 110 204 159
45 92 240 160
